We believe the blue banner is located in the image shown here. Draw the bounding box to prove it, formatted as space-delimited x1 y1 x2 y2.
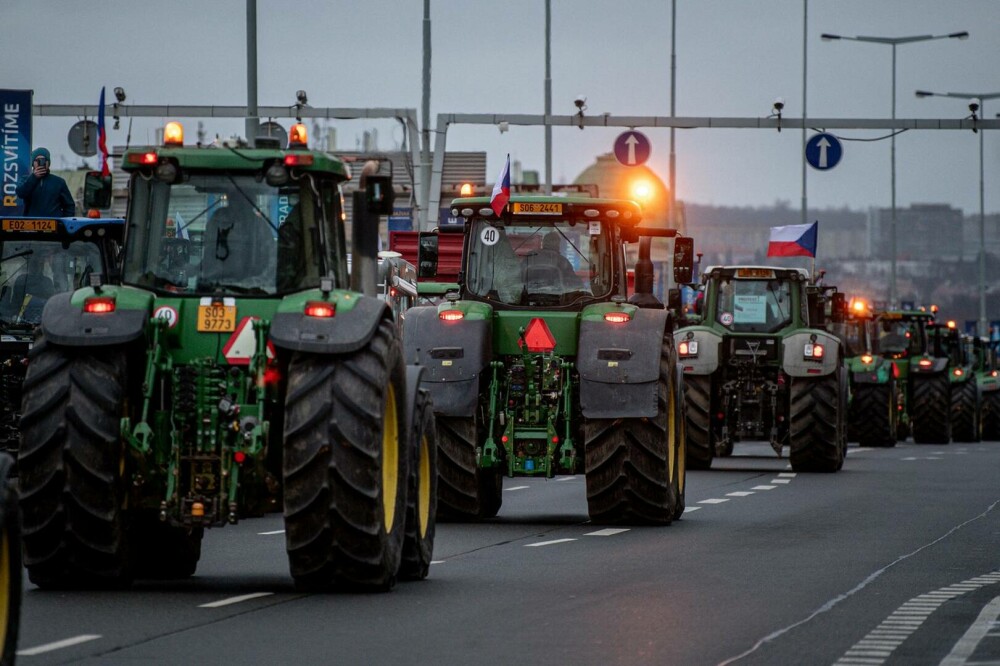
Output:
1 89 33 216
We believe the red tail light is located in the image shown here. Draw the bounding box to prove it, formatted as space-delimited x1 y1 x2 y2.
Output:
128 151 158 165
953 368 963 377
918 358 933 368
284 153 315 167
604 312 631 323
304 301 335 318
439 310 464 321
83 297 115 314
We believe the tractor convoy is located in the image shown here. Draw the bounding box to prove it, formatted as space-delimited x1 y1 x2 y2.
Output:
5 118 997 608
17 122 437 590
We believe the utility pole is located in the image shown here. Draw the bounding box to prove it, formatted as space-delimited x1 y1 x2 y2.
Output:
245 0 258 145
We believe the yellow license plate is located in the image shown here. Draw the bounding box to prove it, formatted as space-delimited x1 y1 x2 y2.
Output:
512 202 563 215
2 218 57 232
736 268 776 279
197 305 236 332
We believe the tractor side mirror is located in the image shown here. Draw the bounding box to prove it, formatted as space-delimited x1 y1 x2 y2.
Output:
673 236 694 284
417 233 439 279
83 171 112 210
667 287 682 311
830 292 846 324
364 174 395 216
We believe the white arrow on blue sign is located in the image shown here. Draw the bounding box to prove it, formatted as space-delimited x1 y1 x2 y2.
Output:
613 131 651 167
805 132 843 171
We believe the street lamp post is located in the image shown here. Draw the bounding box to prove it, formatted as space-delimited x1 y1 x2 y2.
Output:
821 30 969 308
916 90 1000 337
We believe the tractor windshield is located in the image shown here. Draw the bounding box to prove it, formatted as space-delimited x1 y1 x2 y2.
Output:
0 240 104 325
878 318 925 357
715 277 792 333
464 218 612 306
123 173 347 296
842 318 872 356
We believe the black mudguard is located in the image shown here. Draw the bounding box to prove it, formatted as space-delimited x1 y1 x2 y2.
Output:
402 306 491 418
577 308 669 419
40 292 147 347
270 295 387 355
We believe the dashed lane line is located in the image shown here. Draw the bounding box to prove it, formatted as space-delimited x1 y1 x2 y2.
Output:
556 476 577 481
525 538 577 547
199 592 275 608
752 485 778 490
698 498 730 505
17 635 102 657
777 472 797 478
586 528 630 536
727 491 755 497
258 529 285 535
770 479 792 484
685 506 702 512
506 485 530 491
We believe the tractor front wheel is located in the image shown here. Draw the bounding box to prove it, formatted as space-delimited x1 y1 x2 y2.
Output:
400 388 438 581
435 412 502 521
851 383 898 447
788 373 844 473
982 391 1000 441
683 374 714 470
950 380 981 443
911 374 951 444
282 319 409 591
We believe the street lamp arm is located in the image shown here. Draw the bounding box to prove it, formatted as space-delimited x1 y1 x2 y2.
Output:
825 32 968 45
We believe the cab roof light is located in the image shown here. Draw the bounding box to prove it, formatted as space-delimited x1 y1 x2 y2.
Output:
439 309 465 322
947 320 957 329
83 296 115 314
163 121 184 146
289 123 308 148
304 301 335 318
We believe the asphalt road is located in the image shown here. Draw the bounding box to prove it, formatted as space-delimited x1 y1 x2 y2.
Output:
16 439 1000 666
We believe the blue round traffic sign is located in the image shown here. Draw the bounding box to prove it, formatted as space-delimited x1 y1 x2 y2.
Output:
805 132 843 171
613 131 651 167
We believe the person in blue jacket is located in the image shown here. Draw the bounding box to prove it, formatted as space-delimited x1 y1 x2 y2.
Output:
15 147 76 217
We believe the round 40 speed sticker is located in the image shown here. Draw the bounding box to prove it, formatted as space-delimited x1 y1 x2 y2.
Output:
153 305 179 328
720 312 734 326
480 226 500 246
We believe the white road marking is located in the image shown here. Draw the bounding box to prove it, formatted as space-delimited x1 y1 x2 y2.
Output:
941 596 1000 665
698 498 730 505
506 485 530 491
847 447 874 454
726 491 755 497
752 485 777 490
927 456 942 460
258 529 285 535
685 506 702 512
901 457 918 461
770 479 792 484
586 528 630 537
556 476 576 481
18 635 102 656
199 592 274 608
430 560 445 565
525 538 577 547
777 472 797 478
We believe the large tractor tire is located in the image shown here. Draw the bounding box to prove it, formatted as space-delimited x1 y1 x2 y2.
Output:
282 319 409 592
683 374 714 470
435 413 502 521
400 389 437 581
0 453 21 664
788 373 844 473
911 373 951 444
850 383 897 447
131 513 203 579
950 380 981 443
982 391 1000 441
584 337 678 525
18 339 133 588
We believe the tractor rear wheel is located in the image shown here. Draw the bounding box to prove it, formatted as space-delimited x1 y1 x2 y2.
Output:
683 374 714 470
950 379 980 443
584 337 678 524
788 373 844 473
18 338 133 588
282 319 408 591
435 413 502 521
982 391 1000 441
0 453 21 664
400 389 438 581
671 368 686 521
911 373 951 444
851 383 897 447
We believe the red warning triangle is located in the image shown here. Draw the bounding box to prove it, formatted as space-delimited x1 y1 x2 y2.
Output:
520 317 557 352
222 317 276 366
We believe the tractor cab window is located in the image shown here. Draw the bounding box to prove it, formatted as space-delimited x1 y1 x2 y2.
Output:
124 173 346 296
878 319 924 357
842 319 871 356
716 278 792 333
0 240 103 325
464 218 612 306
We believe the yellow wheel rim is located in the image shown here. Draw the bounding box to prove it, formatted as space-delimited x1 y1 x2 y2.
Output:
0 521 10 651
677 389 686 495
667 374 676 482
418 432 431 539
382 383 400 534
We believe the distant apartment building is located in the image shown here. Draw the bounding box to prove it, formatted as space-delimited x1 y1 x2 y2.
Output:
868 203 964 261
962 212 1000 261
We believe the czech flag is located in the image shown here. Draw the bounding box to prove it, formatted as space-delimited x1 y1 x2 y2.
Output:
97 86 111 177
489 153 511 216
767 221 818 258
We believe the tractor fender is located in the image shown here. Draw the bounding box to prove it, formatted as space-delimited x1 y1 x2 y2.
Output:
401 305 491 418
40 292 148 347
850 356 890 384
269 294 388 355
782 330 840 377
675 326 723 375
577 308 668 419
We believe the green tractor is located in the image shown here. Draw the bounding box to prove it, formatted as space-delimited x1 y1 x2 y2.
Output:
18 121 437 590
841 300 900 447
923 321 979 442
0 215 124 459
972 337 1000 440
677 266 848 472
404 195 691 524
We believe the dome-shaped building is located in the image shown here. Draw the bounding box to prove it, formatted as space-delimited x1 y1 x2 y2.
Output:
573 153 681 233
